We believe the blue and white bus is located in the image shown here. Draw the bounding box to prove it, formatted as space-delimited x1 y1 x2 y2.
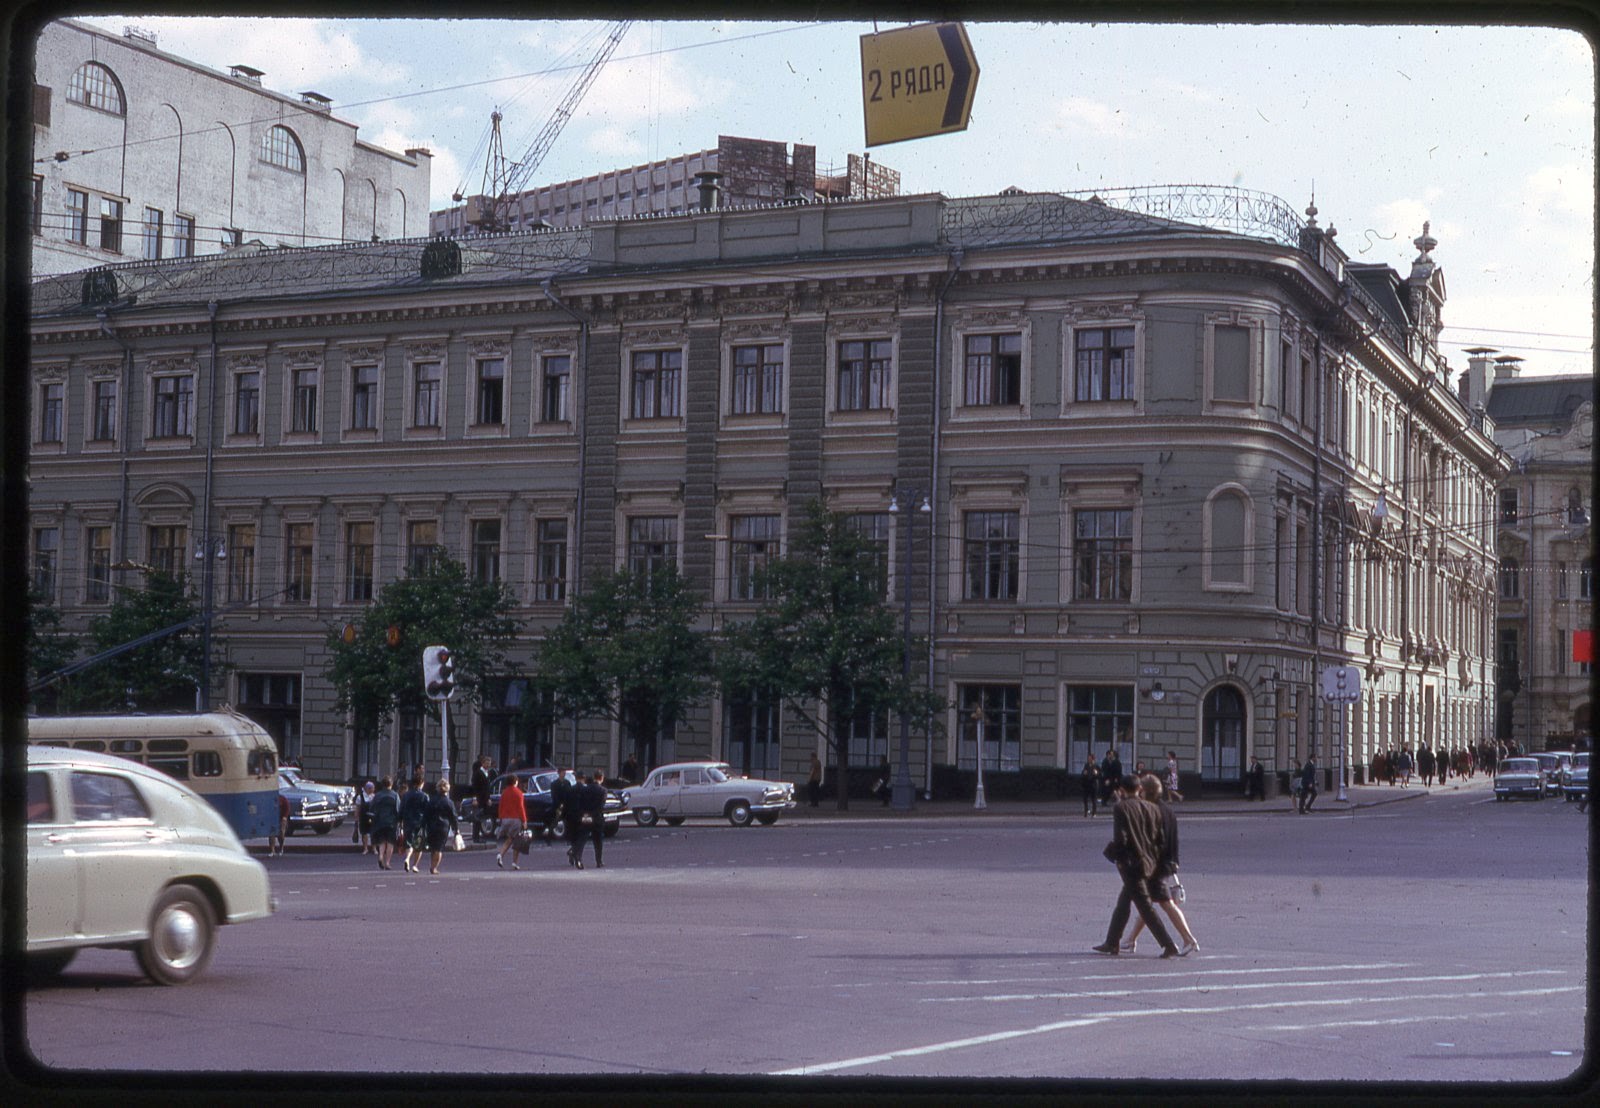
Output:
27 709 280 841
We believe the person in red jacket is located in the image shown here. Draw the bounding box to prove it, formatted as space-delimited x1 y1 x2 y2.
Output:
495 775 526 870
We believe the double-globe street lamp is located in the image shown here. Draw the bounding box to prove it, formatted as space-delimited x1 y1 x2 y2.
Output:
887 490 931 812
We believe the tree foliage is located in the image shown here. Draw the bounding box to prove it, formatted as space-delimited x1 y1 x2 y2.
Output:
535 565 712 751
325 557 523 732
719 501 943 806
27 589 79 712
62 571 205 713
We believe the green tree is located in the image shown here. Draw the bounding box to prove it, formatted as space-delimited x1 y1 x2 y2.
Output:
26 589 79 713
719 501 943 809
325 557 523 739
535 565 712 767
63 571 206 713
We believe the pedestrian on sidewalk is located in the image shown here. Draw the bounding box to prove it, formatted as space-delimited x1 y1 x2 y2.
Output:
549 767 576 846
423 780 459 876
369 776 400 870
1299 756 1319 813
270 790 290 856
570 771 607 870
1164 751 1183 801
1080 758 1100 817
495 774 526 870
1398 748 1414 788
1245 756 1266 801
1418 745 1435 788
1122 774 1199 955
808 752 823 808
874 757 893 806
355 781 376 853
1092 775 1181 959
400 775 430 873
1099 748 1122 805
470 754 494 842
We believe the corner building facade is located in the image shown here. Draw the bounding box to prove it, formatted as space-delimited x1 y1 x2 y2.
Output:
28 188 1506 793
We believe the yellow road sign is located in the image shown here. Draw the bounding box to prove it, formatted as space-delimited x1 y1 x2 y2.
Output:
860 22 979 147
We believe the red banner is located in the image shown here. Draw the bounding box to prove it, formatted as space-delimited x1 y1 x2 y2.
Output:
1575 630 1593 664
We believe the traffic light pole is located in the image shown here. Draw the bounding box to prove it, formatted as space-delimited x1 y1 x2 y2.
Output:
440 697 451 786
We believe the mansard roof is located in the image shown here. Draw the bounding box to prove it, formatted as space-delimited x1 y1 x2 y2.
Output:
1484 375 1596 432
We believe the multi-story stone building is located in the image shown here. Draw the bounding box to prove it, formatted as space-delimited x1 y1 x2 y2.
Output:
1458 355 1593 749
28 18 433 276
27 186 1505 794
428 135 898 238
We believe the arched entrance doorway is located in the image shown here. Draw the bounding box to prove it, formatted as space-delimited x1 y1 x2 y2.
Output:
1201 684 1247 783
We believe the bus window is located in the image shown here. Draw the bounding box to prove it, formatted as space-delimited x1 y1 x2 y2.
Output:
247 749 276 776
193 750 223 777
109 739 142 754
147 754 190 780
69 740 104 750
148 738 189 753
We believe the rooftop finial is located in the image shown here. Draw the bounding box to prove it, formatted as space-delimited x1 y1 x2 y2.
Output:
1413 220 1437 263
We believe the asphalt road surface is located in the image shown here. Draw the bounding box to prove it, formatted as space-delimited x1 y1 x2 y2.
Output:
16 783 1591 1097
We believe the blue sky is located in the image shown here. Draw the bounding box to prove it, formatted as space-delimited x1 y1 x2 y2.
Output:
66 15 1595 377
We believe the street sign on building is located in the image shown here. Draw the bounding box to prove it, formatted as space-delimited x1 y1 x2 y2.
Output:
1321 665 1362 702
860 22 979 146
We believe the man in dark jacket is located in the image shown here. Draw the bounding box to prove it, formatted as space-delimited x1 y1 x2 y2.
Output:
1093 775 1181 958
570 772 608 870
547 767 575 846
1299 756 1319 813
1098 748 1122 804
470 754 494 841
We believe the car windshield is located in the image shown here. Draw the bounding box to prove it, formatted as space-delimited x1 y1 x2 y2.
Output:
1501 759 1537 773
1574 754 1589 768
705 765 732 783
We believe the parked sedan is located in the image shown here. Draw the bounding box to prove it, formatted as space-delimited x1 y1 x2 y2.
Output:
278 766 356 834
1562 752 1589 802
1494 757 1547 801
623 762 796 827
459 771 624 838
26 745 274 985
1530 752 1570 797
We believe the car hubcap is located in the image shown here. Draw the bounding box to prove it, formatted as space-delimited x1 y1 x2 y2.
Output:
154 905 203 968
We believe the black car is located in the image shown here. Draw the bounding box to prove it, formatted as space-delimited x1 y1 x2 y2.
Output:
459 770 623 839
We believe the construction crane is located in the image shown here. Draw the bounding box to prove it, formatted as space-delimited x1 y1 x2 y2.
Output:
455 20 632 234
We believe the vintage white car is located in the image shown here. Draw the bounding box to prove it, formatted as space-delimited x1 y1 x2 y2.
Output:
623 762 796 827
26 746 275 985
1493 757 1547 801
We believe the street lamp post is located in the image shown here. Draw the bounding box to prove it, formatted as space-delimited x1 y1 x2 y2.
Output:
971 704 988 810
888 492 929 812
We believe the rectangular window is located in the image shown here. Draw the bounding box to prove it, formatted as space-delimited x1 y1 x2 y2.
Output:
285 523 313 603
90 379 117 441
233 371 260 435
413 362 442 427
291 368 318 433
98 197 122 252
1557 561 1569 600
627 516 678 575
85 526 112 603
1068 685 1134 772
475 358 505 425
472 519 501 583
345 522 374 602
959 685 1022 772
963 510 1020 601
38 382 63 442
32 527 59 596
1074 327 1135 402
724 691 782 778
1279 340 1295 421
350 364 378 430
630 350 682 419
172 214 194 259
1498 488 1519 525
1074 508 1133 601
963 333 1022 406
1213 324 1251 401
66 188 87 244
837 339 893 411
151 374 194 438
142 207 163 260
845 512 891 598
841 704 890 768
729 515 781 600
227 524 256 603
148 525 186 577
405 520 439 574
1582 558 1593 602
731 344 784 415
237 674 302 762
541 355 571 422
534 519 568 601
1301 355 1314 430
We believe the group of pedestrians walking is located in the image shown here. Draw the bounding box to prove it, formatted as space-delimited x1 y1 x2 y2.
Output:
1092 770 1200 959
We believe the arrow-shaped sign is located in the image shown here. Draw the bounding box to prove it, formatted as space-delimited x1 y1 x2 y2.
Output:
861 21 980 147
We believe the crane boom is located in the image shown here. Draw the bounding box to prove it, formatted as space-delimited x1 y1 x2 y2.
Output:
468 20 632 233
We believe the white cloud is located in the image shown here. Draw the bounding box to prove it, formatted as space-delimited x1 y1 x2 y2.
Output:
78 16 393 90
1053 96 1133 137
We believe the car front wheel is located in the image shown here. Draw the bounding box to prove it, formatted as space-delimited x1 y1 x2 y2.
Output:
664 816 685 826
634 807 658 827
313 823 333 835
727 801 754 827
603 820 620 838
137 884 216 986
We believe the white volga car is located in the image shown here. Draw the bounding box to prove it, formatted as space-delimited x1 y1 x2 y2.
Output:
624 762 796 827
26 746 275 985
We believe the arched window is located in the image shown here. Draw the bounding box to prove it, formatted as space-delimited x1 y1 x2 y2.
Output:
1498 557 1520 600
260 125 305 172
1204 487 1251 588
67 62 124 114
1201 685 1246 782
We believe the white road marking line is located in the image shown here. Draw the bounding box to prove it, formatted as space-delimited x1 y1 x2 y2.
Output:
1245 1011 1511 1032
921 969 1564 1004
772 987 1582 1076
906 962 1415 987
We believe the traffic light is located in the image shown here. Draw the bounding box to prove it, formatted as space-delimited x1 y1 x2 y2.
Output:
423 645 456 701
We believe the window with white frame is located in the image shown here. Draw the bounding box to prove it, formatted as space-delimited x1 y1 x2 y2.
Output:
959 684 1021 772
1067 685 1134 773
540 354 571 422
1073 327 1135 402
260 125 305 172
845 512 891 598
730 344 784 415
227 523 256 603
284 522 314 603
345 522 375 602
729 515 781 600
350 363 379 430
84 526 112 603
65 189 87 244
147 524 187 577
37 381 63 443
1074 508 1132 601
31 527 59 597
627 516 678 575
405 520 440 574
534 518 568 601
68 62 124 113
836 339 893 412
172 214 194 259
291 367 319 434
963 510 1020 601
151 373 194 438
839 703 889 768
412 361 442 428
98 197 122 252
962 333 1022 407
630 350 682 419
142 207 163 260
475 358 505 426
724 691 782 777
471 519 501 583
233 370 261 435
1498 557 1520 600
